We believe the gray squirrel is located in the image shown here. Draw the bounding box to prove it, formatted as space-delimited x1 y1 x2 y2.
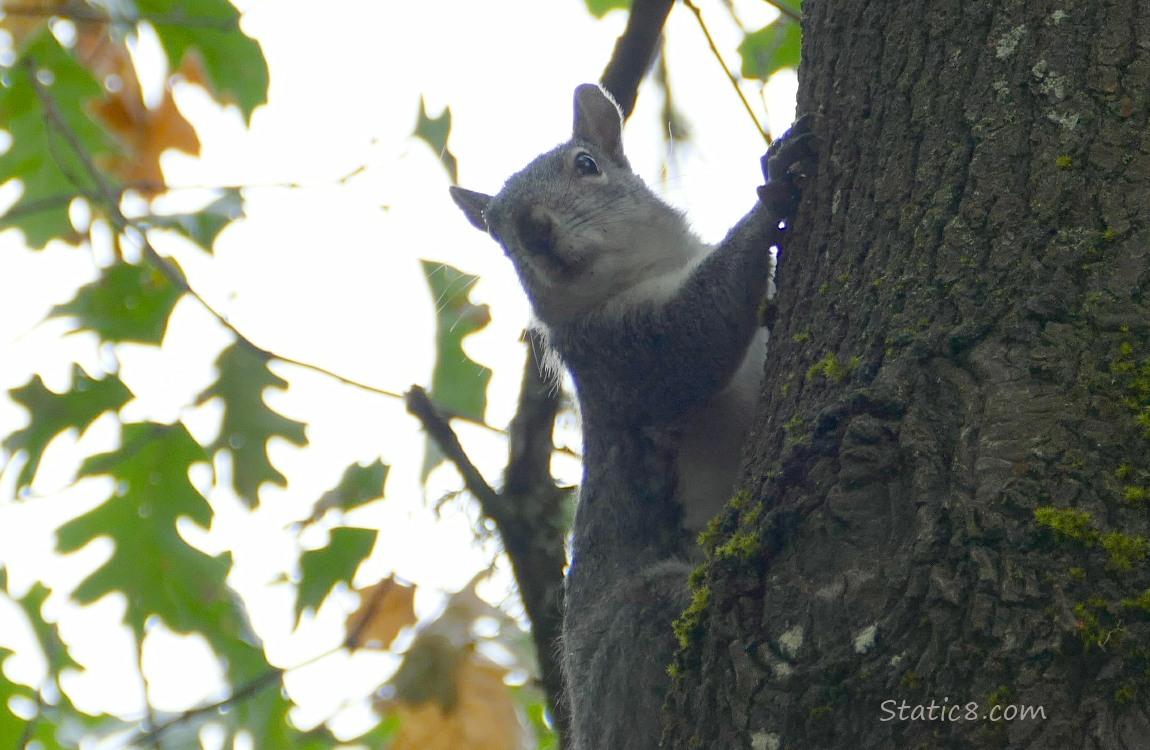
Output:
450 84 813 750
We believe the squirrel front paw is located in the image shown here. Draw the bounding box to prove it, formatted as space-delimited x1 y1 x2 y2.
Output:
757 115 816 224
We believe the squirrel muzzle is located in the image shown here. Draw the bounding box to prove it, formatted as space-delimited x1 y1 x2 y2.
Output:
513 204 557 257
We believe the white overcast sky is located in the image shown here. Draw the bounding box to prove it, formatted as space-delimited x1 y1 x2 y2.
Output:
0 0 795 741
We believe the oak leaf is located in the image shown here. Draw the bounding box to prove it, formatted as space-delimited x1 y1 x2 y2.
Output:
347 577 417 651
383 651 524 750
0 1 67 49
88 50 201 193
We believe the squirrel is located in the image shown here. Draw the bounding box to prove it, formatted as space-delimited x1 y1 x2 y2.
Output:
450 84 814 750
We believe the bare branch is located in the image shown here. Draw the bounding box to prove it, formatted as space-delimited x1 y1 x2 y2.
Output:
406 335 571 743
599 0 674 120
405 384 503 511
499 329 569 741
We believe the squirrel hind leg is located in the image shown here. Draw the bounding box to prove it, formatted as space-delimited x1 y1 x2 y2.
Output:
565 559 693 750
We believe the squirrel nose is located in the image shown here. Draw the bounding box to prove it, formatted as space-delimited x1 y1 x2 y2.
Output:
513 205 556 256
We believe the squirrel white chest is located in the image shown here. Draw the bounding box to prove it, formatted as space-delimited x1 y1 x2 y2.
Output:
671 327 769 533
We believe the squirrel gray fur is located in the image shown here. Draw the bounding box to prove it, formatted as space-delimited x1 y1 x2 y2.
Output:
450 84 813 750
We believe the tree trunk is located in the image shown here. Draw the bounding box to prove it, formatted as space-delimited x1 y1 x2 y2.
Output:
666 0 1150 747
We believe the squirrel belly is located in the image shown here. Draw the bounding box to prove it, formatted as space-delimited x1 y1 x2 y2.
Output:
671 325 769 533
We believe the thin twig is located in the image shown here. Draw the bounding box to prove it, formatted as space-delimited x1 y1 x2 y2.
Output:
682 0 770 144
405 385 503 510
0 4 236 30
135 638 163 750
16 699 40 749
133 163 370 195
129 668 284 747
0 189 98 219
127 636 359 747
23 56 507 436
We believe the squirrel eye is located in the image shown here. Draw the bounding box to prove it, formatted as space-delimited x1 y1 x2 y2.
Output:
574 151 600 176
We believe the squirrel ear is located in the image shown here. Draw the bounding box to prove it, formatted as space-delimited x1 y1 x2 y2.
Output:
573 84 626 164
449 186 493 232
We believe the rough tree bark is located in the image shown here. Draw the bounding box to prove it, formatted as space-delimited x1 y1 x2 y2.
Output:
666 0 1150 748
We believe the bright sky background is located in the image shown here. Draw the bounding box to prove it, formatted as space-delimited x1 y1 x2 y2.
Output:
0 0 796 744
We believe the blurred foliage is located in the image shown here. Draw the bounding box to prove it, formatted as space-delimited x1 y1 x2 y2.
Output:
0 3 544 748
738 15 802 80
583 0 631 19
0 1 800 748
414 98 459 185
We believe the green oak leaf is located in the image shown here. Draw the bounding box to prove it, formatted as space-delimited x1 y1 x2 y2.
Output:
739 18 803 80
516 684 560 750
584 0 631 18
421 260 491 422
137 0 269 123
213 632 274 687
228 685 337 750
9 586 132 747
4 365 133 491
419 260 492 480
0 29 120 248
16 583 80 675
24 710 75 750
50 261 183 343
295 527 377 624
421 433 447 485
313 459 389 518
146 188 244 250
413 98 458 183
196 343 308 506
0 647 31 746
56 422 231 639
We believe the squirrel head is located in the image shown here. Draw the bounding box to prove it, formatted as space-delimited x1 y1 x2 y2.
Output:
450 84 699 326
450 84 627 230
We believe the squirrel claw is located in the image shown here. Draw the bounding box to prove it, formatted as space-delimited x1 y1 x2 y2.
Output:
757 114 817 218
761 114 817 183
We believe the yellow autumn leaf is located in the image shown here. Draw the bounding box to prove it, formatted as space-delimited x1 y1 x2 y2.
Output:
14 16 204 195
0 1 67 49
88 53 201 193
347 576 417 651
384 652 525 750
